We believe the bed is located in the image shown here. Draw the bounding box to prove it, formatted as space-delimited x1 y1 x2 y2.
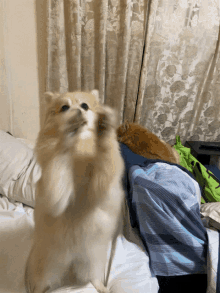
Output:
0 130 219 293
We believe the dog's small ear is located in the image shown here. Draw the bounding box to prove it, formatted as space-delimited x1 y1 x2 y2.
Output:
91 89 99 101
44 92 55 104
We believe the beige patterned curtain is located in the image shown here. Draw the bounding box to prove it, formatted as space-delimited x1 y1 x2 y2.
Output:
46 0 220 144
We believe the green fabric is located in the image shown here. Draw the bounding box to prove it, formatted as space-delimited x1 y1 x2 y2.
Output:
174 136 220 203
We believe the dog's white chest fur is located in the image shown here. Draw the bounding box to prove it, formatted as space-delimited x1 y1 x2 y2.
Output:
75 110 97 156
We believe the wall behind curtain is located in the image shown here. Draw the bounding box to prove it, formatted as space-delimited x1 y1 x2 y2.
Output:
1 0 219 145
0 0 40 142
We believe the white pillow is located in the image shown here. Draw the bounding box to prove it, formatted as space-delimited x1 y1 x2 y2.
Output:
17 138 36 149
0 130 40 207
8 157 41 207
200 202 220 230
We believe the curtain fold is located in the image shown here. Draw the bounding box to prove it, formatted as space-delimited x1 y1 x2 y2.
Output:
46 0 146 124
46 0 220 143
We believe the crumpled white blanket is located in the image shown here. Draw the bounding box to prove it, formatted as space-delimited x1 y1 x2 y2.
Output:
0 195 158 293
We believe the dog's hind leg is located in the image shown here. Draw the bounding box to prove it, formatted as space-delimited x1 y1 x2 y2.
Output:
25 245 71 293
90 249 110 293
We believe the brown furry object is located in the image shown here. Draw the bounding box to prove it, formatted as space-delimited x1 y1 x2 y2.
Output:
117 122 180 164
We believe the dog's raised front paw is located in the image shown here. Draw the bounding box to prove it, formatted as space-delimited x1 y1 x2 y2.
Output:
97 106 116 136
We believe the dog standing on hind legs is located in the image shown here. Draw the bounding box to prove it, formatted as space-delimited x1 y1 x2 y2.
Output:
25 90 125 293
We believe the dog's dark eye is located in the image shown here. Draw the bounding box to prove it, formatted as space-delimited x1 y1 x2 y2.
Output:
80 103 89 111
60 105 70 112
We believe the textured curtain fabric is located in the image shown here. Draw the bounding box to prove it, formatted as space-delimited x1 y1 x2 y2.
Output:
46 0 147 124
46 0 220 144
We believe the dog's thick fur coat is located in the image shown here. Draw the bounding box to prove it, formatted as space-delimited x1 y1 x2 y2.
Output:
25 90 125 293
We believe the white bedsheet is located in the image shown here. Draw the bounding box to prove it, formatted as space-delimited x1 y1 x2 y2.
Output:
0 195 159 293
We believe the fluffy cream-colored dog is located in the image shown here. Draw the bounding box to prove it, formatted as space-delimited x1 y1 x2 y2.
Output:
25 90 125 293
